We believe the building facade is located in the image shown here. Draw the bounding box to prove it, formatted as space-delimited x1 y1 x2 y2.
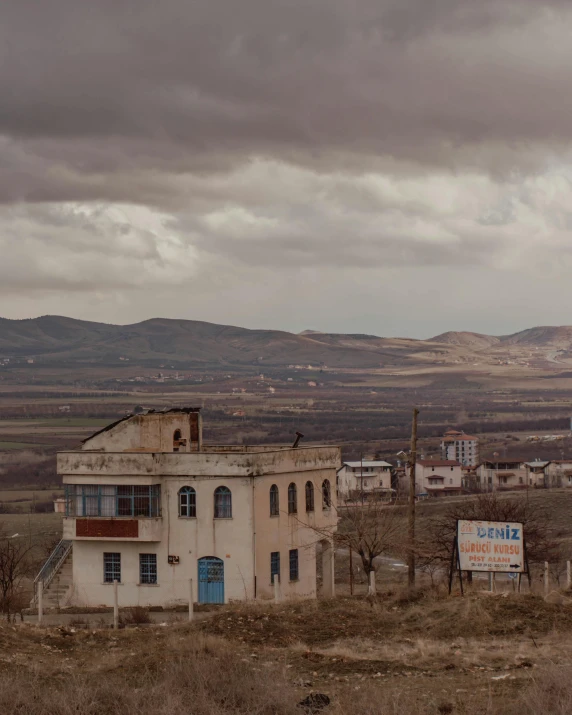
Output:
440 430 479 467
405 459 463 497
40 409 339 609
545 460 572 488
336 460 393 500
476 460 529 490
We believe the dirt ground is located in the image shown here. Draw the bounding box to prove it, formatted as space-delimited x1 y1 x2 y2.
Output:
4 590 572 714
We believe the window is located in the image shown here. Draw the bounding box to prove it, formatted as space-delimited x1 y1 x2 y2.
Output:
451 467 454 471
214 486 232 518
179 486 196 517
322 479 331 509
449 479 453 484
65 485 161 518
289 549 299 581
140 554 157 584
270 485 279 516
103 553 121 583
305 481 314 512
288 483 297 514
173 429 182 452
270 551 280 583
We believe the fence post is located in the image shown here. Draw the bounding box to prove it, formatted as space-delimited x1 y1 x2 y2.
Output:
368 570 376 596
273 574 280 603
567 561 571 590
113 580 119 629
188 578 194 622
38 581 43 625
544 562 550 595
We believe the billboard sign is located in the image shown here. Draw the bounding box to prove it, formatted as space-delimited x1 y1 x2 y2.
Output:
457 520 525 573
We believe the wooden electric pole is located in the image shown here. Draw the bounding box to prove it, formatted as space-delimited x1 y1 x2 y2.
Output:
408 408 419 589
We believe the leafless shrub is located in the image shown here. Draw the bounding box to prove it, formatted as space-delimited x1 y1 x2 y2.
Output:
121 605 152 625
0 525 35 620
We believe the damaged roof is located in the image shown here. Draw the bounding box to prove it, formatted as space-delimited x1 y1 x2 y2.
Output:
81 407 201 444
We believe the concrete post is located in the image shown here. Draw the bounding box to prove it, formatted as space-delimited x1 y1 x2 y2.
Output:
37 581 43 625
567 561 571 590
113 580 119 629
273 574 281 603
488 572 493 593
368 569 376 596
544 562 550 595
188 578 194 622
321 540 335 598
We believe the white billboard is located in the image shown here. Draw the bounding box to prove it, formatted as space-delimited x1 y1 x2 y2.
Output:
457 520 525 573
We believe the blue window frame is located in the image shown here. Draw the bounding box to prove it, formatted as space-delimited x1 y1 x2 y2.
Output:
305 481 314 512
179 487 196 517
214 486 232 518
289 549 299 581
322 479 331 509
140 554 157 584
270 551 280 583
65 485 161 517
288 483 297 514
104 552 121 583
270 485 279 516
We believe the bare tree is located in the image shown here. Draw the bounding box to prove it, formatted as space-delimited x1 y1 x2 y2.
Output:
0 527 35 620
420 492 562 574
336 498 405 575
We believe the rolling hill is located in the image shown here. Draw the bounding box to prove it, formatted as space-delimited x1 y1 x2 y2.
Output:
2 316 572 369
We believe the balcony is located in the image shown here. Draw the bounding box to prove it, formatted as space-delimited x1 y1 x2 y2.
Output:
63 517 162 542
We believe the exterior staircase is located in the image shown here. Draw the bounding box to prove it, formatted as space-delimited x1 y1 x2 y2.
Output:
32 540 73 609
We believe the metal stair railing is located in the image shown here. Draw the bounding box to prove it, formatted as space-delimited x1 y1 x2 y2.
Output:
33 539 72 604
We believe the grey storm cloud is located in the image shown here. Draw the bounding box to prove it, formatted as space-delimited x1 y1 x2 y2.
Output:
2 0 572 335
2 0 572 195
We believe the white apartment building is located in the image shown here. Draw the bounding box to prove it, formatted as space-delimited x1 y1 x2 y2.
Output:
336 460 393 500
405 459 463 497
441 430 479 467
36 409 339 609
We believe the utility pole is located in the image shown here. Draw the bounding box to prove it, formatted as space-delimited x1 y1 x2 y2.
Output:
408 408 419 589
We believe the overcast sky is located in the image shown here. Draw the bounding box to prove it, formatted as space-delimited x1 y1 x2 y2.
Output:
2 0 572 338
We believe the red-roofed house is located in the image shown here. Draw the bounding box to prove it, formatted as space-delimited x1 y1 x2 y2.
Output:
405 459 463 497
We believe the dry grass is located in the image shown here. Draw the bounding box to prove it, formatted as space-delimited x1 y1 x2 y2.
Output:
199 591 572 647
2 594 572 714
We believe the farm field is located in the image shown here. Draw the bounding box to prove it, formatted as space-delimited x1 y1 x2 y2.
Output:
0 511 63 541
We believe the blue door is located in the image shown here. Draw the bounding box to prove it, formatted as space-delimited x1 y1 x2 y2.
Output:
198 557 225 604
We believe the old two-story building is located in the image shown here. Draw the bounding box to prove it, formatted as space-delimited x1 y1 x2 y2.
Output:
476 460 530 490
404 459 463 497
336 460 394 500
36 409 340 609
545 460 572 488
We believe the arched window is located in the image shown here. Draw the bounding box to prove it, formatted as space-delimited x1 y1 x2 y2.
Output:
179 486 196 517
214 486 232 519
270 484 279 516
173 429 182 452
322 479 331 509
288 483 297 514
305 481 314 512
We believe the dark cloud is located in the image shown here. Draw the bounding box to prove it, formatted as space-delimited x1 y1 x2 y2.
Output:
1 1 572 335
1 0 572 206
